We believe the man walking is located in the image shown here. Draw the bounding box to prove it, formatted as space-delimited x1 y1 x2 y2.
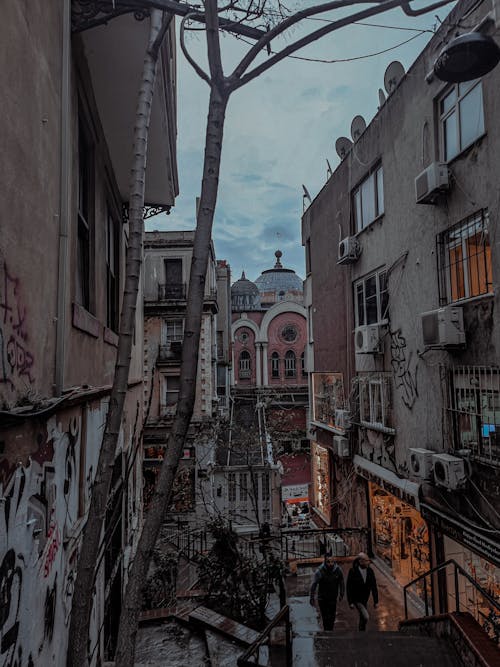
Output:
309 555 345 631
346 552 379 631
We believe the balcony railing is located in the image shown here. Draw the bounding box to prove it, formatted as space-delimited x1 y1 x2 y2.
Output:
158 282 186 301
239 369 251 379
158 342 183 363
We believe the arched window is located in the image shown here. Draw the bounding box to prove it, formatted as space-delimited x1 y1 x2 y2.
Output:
271 352 280 378
285 351 296 378
239 350 251 379
301 351 307 376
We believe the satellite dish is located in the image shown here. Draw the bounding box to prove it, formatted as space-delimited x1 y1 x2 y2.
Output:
384 61 405 95
335 137 353 160
378 88 386 108
350 115 367 142
302 184 312 201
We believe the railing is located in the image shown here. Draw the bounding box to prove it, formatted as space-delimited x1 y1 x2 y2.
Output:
280 527 368 562
158 282 186 300
403 558 500 644
237 605 292 667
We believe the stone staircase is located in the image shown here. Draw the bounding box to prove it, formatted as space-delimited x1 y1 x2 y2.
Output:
309 630 461 666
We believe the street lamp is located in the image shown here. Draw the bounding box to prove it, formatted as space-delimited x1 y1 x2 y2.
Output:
434 32 500 82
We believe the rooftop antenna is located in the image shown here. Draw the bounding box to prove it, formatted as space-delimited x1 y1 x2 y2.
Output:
326 159 333 179
384 61 405 95
378 88 386 109
335 137 353 160
350 115 367 142
302 184 312 211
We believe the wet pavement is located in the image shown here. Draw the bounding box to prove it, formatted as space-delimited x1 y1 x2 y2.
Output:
286 559 421 666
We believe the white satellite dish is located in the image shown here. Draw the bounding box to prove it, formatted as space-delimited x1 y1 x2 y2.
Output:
350 115 367 142
384 61 405 95
335 137 353 160
378 88 386 108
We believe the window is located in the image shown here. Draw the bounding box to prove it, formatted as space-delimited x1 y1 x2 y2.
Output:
301 351 307 377
164 319 184 343
354 269 388 326
106 207 119 331
239 350 251 379
440 80 484 162
284 351 296 378
261 472 270 502
438 211 492 304
358 373 392 431
353 166 384 232
161 258 184 299
228 473 236 503
281 325 297 342
76 120 94 311
164 375 180 412
271 352 280 378
239 473 248 502
448 366 500 464
308 305 314 343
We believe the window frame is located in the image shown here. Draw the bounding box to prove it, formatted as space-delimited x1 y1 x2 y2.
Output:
284 350 297 378
239 350 251 379
105 204 120 331
358 373 393 432
439 79 485 163
271 352 280 378
354 268 389 327
352 165 384 233
438 210 492 305
163 318 185 343
76 116 95 312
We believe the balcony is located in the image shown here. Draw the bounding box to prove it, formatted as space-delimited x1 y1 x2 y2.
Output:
158 282 186 301
157 341 183 365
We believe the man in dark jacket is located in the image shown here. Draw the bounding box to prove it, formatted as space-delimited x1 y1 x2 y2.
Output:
309 555 345 631
346 552 379 631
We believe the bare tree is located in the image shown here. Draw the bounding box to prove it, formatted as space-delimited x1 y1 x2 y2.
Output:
114 3 453 664
67 1 454 665
67 9 172 666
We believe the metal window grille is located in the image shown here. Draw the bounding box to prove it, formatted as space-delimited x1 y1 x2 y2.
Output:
437 210 492 306
445 365 500 464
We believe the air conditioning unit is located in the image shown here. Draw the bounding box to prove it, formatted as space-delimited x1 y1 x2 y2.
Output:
432 453 467 490
421 306 465 348
354 324 384 354
338 236 361 265
334 435 351 458
408 447 434 480
335 409 351 430
415 162 449 204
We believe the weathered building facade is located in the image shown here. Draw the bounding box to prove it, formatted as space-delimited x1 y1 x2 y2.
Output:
303 0 500 626
0 3 177 664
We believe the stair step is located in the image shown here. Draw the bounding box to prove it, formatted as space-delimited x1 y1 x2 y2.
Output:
310 632 461 667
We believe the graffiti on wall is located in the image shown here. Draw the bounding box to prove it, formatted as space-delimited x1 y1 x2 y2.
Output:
0 261 35 392
0 412 83 665
390 329 418 410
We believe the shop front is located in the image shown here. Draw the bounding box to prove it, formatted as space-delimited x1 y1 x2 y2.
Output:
311 441 332 525
354 456 430 601
421 502 500 639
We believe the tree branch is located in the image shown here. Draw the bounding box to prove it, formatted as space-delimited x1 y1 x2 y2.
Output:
205 0 225 87
180 13 213 86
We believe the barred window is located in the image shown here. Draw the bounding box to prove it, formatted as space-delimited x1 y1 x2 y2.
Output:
438 211 492 304
447 366 500 464
239 350 251 379
271 352 280 378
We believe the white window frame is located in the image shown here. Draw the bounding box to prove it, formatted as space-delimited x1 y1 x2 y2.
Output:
162 318 184 344
354 269 388 327
163 374 180 414
239 350 251 378
284 351 296 378
353 166 384 233
439 79 484 162
359 374 392 431
271 352 280 378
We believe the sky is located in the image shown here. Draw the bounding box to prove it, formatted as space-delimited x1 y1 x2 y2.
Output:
145 1 456 284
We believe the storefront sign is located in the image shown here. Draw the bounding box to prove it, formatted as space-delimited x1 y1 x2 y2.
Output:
282 483 309 501
421 503 500 567
354 455 419 509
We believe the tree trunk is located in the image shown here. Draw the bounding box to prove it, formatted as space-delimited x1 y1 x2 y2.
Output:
67 10 167 666
114 83 229 667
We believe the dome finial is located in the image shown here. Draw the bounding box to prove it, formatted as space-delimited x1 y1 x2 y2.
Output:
241 270 246 279
274 249 283 268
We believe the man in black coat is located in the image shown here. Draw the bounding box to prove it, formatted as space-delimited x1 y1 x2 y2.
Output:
346 552 379 631
309 555 345 631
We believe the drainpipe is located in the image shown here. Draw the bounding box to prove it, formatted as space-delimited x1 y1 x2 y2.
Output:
55 0 71 396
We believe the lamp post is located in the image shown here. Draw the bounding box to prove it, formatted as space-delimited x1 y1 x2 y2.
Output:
434 32 500 82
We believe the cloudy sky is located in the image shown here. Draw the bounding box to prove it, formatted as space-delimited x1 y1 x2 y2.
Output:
146 1 456 283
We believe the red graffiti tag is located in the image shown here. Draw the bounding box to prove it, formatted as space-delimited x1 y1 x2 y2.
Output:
43 522 61 578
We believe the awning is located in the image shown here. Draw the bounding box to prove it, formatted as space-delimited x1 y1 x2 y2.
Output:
285 497 308 504
353 455 420 510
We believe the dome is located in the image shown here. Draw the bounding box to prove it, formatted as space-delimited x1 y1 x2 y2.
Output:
254 251 303 305
231 271 261 311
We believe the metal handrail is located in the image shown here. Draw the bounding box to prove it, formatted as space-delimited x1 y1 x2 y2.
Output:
237 605 292 667
403 558 500 620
